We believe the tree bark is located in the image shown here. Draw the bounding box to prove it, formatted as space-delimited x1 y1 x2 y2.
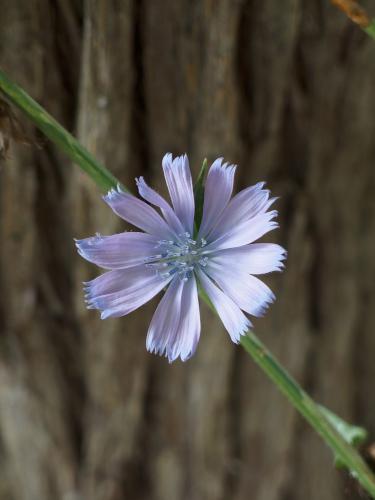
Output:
1 1 375 499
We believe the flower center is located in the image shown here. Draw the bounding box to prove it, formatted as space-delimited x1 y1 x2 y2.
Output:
145 232 209 281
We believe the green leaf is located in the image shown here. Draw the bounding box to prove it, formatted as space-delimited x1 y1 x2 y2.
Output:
318 405 368 469
193 158 208 233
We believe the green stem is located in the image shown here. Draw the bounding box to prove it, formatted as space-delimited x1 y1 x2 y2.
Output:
200 282 375 496
364 20 375 41
0 69 121 192
240 333 375 495
1 68 375 498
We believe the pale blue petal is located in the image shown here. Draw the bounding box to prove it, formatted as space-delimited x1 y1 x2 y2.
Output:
146 276 201 362
208 183 276 242
84 266 172 319
103 185 175 238
211 243 286 275
204 262 275 317
75 232 160 270
198 158 236 239
197 269 251 343
136 176 185 235
146 277 183 359
167 276 200 362
205 210 278 251
162 153 195 234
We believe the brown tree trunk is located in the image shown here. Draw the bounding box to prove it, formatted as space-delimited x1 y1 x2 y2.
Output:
1 1 375 499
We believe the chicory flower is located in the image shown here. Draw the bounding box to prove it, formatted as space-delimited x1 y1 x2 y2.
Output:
76 154 286 362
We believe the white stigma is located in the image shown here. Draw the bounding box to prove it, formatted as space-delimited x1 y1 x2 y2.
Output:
145 232 209 281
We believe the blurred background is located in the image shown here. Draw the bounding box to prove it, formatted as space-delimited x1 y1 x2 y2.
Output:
1 1 375 499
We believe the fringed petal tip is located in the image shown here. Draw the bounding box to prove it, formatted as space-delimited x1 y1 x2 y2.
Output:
274 262 286 273
248 292 275 318
85 296 120 319
268 245 287 274
211 157 237 175
75 240 84 258
102 183 125 203
83 285 100 311
146 344 195 363
83 285 114 316
262 244 287 274
268 221 279 234
278 248 288 265
75 241 89 261
208 158 237 191
135 176 149 190
74 233 103 251
74 237 83 248
228 317 252 345
162 152 173 168
162 152 188 165
147 338 198 363
162 152 189 172
255 293 276 318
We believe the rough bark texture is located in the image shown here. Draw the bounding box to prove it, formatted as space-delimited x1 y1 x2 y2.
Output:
1 1 375 499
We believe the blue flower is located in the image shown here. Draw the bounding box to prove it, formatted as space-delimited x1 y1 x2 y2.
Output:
76 154 286 362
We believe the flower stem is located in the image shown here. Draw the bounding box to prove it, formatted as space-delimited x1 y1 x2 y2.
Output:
364 21 375 41
240 333 375 496
1 68 375 498
0 69 121 192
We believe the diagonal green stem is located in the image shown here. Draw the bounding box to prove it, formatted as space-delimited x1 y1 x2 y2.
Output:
198 286 375 496
0 68 121 192
364 20 375 41
1 67 375 498
240 333 375 494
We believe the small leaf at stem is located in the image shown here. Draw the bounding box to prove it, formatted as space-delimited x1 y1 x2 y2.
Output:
193 158 209 233
319 405 368 469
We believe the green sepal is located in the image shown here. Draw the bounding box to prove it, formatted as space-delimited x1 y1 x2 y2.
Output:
193 158 209 234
